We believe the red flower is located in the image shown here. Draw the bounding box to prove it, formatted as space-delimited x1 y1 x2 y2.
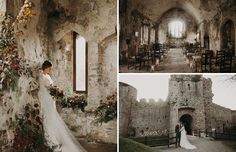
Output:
35 116 41 124
11 62 20 70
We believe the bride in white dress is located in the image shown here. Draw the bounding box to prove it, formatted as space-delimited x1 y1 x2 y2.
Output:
180 124 196 150
38 61 86 152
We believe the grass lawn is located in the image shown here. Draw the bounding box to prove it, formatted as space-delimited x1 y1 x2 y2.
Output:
119 137 160 152
222 140 236 150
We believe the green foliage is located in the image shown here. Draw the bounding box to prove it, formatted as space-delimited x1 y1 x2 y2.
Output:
61 95 88 112
0 15 15 50
0 15 33 91
94 92 117 124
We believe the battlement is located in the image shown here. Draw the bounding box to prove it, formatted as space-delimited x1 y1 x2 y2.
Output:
170 75 203 82
135 98 168 107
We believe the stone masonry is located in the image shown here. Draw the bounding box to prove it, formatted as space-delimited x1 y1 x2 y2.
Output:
120 75 236 137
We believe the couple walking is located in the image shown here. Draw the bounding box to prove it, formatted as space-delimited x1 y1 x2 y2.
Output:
175 123 196 149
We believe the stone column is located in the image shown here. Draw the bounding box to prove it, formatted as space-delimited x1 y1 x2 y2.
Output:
87 41 101 109
169 105 179 133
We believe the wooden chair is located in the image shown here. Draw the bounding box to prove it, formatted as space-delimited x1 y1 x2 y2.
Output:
215 50 225 66
220 52 232 72
201 53 212 72
127 54 139 70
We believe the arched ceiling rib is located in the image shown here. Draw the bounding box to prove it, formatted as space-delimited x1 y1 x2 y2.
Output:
129 0 221 25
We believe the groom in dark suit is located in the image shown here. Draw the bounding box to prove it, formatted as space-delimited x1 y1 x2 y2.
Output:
175 124 181 147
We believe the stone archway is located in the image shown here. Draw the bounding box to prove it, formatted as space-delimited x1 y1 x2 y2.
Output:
221 20 235 55
180 114 193 135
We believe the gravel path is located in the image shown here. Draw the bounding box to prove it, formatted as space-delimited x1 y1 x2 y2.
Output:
154 135 235 152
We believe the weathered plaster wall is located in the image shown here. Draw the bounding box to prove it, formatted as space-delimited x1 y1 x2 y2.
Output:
1 0 117 144
45 0 117 143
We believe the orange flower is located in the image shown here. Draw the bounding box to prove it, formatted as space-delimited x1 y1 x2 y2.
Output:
16 31 24 37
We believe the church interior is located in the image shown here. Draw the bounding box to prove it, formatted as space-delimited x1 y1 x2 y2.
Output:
119 0 236 73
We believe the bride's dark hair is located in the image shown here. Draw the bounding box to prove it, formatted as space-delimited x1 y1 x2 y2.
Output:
42 60 52 70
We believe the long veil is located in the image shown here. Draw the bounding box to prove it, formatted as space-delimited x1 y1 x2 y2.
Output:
180 127 196 150
38 74 86 152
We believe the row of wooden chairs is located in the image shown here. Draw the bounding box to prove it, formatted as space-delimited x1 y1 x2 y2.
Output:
200 50 233 72
127 43 168 70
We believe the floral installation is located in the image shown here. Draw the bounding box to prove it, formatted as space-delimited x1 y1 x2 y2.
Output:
0 0 36 91
93 92 117 124
8 103 54 152
15 0 36 25
61 94 88 112
0 1 54 151
47 86 117 124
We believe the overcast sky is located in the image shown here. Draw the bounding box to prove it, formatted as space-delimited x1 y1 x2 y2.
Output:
119 74 236 110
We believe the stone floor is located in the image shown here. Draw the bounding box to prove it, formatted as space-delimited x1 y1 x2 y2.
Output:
155 136 235 152
0 136 117 152
157 48 192 73
119 48 193 73
79 138 117 152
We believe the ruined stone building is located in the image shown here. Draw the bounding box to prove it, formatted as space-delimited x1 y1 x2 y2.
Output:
0 0 117 150
119 75 236 137
119 0 236 73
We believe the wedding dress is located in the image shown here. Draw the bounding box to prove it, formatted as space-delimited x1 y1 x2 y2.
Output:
38 73 87 152
180 126 196 150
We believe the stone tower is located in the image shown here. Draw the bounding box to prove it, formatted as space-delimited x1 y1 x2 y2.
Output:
167 75 213 134
119 82 137 137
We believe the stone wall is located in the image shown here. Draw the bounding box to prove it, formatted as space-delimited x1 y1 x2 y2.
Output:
120 0 236 56
1 0 117 144
232 111 236 126
119 82 170 137
201 4 236 55
130 99 169 137
119 82 137 137
205 103 235 132
120 75 236 137
168 75 208 132
119 8 154 56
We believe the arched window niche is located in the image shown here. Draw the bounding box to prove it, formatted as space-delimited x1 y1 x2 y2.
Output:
168 19 186 38
73 32 88 93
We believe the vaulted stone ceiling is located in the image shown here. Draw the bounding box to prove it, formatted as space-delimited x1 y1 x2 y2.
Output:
128 0 232 24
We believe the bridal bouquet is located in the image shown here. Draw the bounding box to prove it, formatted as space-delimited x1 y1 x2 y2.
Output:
47 85 64 98
46 85 87 112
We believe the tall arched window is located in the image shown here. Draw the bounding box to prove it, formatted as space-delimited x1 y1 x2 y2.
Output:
73 32 88 93
168 20 186 38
